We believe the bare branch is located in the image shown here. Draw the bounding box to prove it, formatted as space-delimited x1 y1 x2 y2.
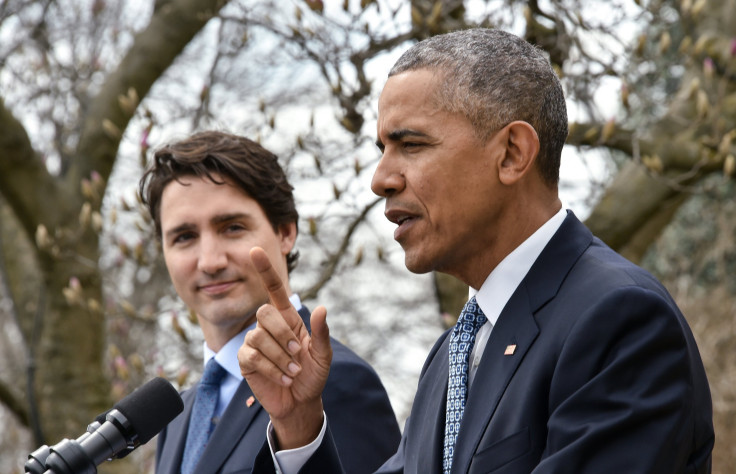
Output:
0 379 29 429
301 197 382 300
0 100 66 240
71 0 231 190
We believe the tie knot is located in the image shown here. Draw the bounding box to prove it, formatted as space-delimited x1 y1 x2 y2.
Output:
457 296 487 332
201 358 227 386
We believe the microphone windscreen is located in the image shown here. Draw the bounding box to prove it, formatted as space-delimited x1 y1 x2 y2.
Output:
114 377 184 443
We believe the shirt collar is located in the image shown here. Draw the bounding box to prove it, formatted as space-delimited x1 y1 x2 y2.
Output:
471 207 567 326
202 293 303 380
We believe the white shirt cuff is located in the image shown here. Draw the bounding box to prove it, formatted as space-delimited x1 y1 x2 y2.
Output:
267 412 327 474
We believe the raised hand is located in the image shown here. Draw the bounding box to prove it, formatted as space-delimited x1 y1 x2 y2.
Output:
237 247 333 449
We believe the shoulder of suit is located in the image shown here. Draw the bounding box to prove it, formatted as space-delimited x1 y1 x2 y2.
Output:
326 336 384 380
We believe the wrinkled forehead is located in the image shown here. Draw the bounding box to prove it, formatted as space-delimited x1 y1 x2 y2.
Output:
378 69 445 114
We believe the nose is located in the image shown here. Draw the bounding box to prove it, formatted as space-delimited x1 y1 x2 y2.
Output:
197 233 227 275
371 151 405 197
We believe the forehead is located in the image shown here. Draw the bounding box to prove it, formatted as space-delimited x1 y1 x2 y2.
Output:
160 175 255 216
162 173 238 196
377 71 443 135
377 69 477 141
378 69 441 114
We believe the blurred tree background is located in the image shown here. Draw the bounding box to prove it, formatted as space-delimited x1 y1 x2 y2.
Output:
0 0 734 472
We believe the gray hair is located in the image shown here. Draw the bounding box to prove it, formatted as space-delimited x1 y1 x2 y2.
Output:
389 28 568 186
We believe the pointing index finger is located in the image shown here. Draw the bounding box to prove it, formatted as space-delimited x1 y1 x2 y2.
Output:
250 247 301 323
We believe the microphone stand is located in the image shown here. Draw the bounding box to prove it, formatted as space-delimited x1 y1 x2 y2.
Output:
25 415 132 474
25 422 100 474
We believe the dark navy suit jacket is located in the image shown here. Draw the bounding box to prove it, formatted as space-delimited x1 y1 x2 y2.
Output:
156 307 401 474
254 212 714 473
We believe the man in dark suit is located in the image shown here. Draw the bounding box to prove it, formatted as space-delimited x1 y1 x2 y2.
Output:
139 131 400 473
238 28 715 473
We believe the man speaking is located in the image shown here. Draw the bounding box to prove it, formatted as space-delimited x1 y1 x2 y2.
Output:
238 29 714 473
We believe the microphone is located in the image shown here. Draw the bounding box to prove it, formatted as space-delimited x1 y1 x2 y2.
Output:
25 377 183 474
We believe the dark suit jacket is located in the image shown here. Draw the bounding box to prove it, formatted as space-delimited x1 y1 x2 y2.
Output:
156 307 401 474
254 211 714 474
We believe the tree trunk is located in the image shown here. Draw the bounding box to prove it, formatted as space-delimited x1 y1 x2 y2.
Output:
0 0 231 452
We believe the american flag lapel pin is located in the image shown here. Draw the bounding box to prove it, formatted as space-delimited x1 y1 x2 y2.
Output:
504 344 517 356
246 395 256 407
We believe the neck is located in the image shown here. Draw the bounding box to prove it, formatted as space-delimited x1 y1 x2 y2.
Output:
201 313 256 353
456 194 562 289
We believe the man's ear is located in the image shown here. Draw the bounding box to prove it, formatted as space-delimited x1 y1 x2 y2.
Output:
278 221 298 255
497 121 540 186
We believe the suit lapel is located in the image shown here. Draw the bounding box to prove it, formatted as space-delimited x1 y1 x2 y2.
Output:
451 293 539 474
297 306 312 331
195 380 263 474
420 336 453 474
397 330 451 474
157 388 196 474
450 212 592 473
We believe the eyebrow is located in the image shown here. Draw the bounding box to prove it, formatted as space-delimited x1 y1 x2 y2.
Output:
375 129 431 149
164 213 251 240
164 223 195 241
212 212 249 225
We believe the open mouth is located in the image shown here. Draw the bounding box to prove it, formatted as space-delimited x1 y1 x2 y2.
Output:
391 214 417 241
385 206 420 241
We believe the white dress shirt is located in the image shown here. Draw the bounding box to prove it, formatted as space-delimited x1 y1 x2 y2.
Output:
468 207 566 386
271 208 568 473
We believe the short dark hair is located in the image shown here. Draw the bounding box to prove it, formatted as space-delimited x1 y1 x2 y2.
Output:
389 28 568 187
139 130 299 272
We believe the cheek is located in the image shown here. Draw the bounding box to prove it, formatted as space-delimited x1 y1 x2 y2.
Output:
164 253 190 285
238 254 257 275
414 166 454 203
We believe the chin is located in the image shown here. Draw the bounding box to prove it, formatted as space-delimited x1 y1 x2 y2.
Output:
201 302 246 321
403 253 435 275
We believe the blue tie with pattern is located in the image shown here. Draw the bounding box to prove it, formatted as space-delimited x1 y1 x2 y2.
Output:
181 358 227 474
443 296 488 474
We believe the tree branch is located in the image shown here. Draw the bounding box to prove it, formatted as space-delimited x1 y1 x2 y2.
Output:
70 0 230 190
0 378 29 428
0 100 67 240
301 198 382 300
567 120 637 155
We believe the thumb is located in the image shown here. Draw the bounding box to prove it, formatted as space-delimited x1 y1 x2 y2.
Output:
309 306 332 367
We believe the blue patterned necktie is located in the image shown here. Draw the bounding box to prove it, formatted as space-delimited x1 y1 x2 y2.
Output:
181 358 227 474
443 296 488 474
